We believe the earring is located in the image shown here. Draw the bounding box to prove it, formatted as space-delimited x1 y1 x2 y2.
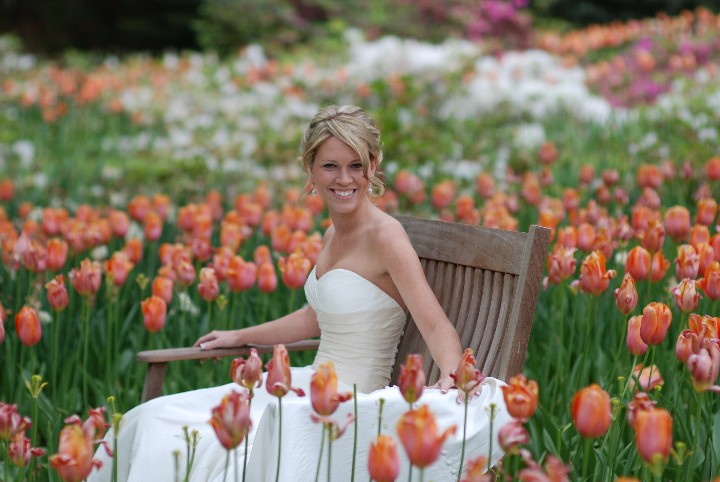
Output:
367 187 372 196
310 184 317 196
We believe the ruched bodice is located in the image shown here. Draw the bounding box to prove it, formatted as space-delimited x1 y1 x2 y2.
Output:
305 267 407 393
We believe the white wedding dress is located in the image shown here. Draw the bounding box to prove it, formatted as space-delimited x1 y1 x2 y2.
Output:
90 268 511 481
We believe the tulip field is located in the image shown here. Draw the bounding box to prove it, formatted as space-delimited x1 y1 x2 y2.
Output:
2 6 720 481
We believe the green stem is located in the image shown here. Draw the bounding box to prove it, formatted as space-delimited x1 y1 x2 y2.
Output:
51 309 60 403
377 398 385 437
82 296 91 407
113 427 119 482
407 464 413 482
315 424 326 482
327 425 332 482
457 396 468 482
222 449 230 482
275 398 282 482
581 437 593 477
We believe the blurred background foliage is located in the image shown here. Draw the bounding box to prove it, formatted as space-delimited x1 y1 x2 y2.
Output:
2 0 719 56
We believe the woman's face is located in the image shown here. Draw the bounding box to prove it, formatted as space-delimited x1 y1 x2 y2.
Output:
311 136 376 215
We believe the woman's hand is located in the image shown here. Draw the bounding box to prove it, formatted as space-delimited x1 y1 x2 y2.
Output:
194 330 243 350
428 373 456 394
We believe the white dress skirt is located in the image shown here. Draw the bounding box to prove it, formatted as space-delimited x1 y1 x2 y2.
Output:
89 268 511 481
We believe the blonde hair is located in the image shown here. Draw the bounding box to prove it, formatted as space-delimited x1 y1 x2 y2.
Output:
299 105 385 197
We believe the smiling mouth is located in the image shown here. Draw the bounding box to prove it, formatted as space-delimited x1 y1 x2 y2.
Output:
331 189 356 199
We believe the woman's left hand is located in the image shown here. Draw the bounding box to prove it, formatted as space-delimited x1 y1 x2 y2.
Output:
428 374 456 394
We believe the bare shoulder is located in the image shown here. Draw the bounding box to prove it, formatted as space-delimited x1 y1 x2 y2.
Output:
367 211 415 262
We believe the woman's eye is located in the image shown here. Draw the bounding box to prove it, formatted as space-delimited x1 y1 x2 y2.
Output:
351 163 363 169
322 163 336 169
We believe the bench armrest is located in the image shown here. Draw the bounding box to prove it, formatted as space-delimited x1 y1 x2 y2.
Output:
136 339 320 402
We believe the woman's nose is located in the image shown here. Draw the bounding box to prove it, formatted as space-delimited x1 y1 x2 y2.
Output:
336 167 351 183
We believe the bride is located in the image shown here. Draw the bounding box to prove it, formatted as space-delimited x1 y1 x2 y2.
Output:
90 105 511 481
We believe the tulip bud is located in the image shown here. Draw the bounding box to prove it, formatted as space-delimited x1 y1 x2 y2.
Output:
627 315 648 357
368 435 400 482
15 306 41 347
498 419 529 453
640 302 672 346
141 296 167 333
398 354 425 405
614 273 638 315
46 274 69 312
501 374 539 420
571 384 611 438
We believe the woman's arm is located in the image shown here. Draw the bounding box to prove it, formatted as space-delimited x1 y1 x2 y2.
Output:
194 305 321 350
378 221 463 391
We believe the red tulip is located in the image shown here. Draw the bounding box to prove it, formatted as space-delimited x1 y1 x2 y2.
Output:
198 267 220 302
208 390 252 450
0 402 31 440
50 421 101 481
501 374 539 420
498 419 529 453
368 434 400 482
696 260 720 300
546 245 577 285
687 342 720 392
639 219 665 253
70 259 102 296
451 348 486 399
614 273 638 315
396 405 456 468
141 296 167 333
143 211 163 241
398 354 426 405
650 251 671 282
664 206 690 242
108 210 130 238
627 315 648 357
675 244 699 280
46 274 69 311
675 330 699 364
696 198 717 225
265 344 305 398
626 391 655 429
46 238 69 271
640 302 672 346
8 431 44 467
571 384 611 438
174 259 196 287
696 242 715 277
432 180 456 209
634 408 672 465
230 348 263 391
690 223 711 246
310 361 352 417
122 238 143 264
15 306 41 346
257 262 278 293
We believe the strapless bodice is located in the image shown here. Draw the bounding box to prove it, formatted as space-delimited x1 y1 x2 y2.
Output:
304 267 407 393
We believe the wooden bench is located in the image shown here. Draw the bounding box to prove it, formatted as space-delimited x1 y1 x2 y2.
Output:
137 216 551 402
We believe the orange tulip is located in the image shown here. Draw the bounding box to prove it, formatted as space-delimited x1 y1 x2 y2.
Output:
501 374 539 420
650 251 670 282
310 361 352 417
122 238 143 264
475 173 495 199
625 246 651 280
198 267 220 302
671 278 701 312
639 219 665 253
142 211 163 241
108 210 130 238
451 348 486 399
278 251 312 290
571 384 611 438
190 237 213 262
104 251 134 287
696 242 715 277
460 455 489 482
396 405 456 468
49 422 100 482
141 296 167 333
257 262 278 293
579 164 595 185
0 178 14 201
227 256 257 292
636 164 663 189
627 315 648 356
265 344 304 398
46 238 69 271
628 364 663 392
151 276 174 304
398 354 426 405
127 195 150 222
626 391 655 430
208 390 252 450
689 223 711 246
15 306 41 346
174 259 196 287
675 244 699 280
634 408 672 465
498 419 529 453
42 207 67 236
556 226 578 248
70 259 102 296
664 206 690 242
696 198 717 225
688 313 719 343
576 223 596 252
640 302 672 346
431 180 456 209
46 275 69 311
614 273 638 315
254 245 272 265
230 348 263 391
368 434 400 482
675 330 699 364
578 250 616 295
546 245 577 285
